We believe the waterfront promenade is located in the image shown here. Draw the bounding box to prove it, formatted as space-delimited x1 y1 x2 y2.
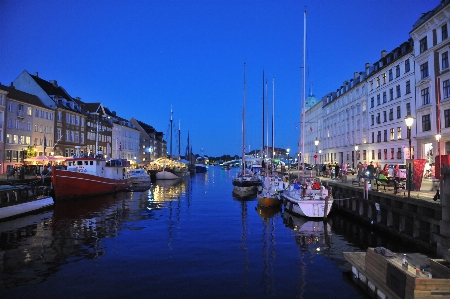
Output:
286 169 441 203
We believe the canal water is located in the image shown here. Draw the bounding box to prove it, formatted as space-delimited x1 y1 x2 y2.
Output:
0 166 426 298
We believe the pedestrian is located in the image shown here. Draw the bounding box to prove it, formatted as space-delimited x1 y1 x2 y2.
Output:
341 162 348 182
328 163 333 179
357 162 364 182
375 162 381 178
334 162 340 180
367 161 375 179
393 164 400 183
382 164 389 177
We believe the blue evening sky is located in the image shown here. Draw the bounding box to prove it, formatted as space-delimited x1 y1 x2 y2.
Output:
0 0 438 157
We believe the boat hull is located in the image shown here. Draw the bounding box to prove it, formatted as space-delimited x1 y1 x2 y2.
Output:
155 170 179 180
51 168 132 201
195 164 207 173
232 178 262 187
282 194 333 218
257 194 281 208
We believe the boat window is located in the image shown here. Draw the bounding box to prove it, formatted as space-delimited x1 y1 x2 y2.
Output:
77 161 83 165
84 161 88 165
91 161 94 165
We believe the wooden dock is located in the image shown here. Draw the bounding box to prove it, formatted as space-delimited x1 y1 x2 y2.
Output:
344 248 450 299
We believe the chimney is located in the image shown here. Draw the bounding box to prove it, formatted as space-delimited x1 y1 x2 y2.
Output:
381 50 387 58
49 80 58 87
112 111 116 116
34 72 38 77
354 72 359 79
365 63 370 70
343 80 348 85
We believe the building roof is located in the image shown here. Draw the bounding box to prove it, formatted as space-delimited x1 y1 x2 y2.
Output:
0 84 48 109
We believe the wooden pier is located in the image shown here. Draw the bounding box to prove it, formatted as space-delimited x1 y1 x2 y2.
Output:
344 248 450 299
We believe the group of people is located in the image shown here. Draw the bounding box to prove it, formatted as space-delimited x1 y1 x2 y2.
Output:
356 161 402 183
321 162 348 179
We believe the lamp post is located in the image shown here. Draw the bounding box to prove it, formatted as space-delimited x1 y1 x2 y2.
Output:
436 133 442 200
314 138 319 175
354 144 358 169
287 148 290 171
405 113 414 199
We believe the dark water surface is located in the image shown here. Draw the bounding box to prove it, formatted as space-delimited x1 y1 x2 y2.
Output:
0 166 426 298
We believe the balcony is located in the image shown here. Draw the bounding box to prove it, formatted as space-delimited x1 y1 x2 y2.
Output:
17 110 24 118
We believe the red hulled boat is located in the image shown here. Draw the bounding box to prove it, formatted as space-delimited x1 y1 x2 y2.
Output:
51 152 132 201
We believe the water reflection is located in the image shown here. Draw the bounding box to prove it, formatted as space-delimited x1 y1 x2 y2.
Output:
257 205 281 297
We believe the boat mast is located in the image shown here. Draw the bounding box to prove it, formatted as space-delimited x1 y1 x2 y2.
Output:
170 106 173 158
262 70 265 158
178 119 181 160
242 62 247 175
272 77 275 162
301 10 307 175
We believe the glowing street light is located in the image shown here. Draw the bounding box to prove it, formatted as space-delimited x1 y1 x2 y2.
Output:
404 112 415 199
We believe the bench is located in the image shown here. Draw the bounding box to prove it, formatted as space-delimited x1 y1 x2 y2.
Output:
375 177 406 195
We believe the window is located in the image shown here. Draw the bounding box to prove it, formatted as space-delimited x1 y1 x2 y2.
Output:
396 85 401 98
420 37 428 53
405 59 410 72
389 108 393 121
377 131 381 142
442 51 449 70
376 77 380 87
406 102 411 114
445 109 450 128
27 107 32 115
422 114 431 131
444 79 450 98
397 127 402 139
371 132 375 143
391 148 395 159
420 62 429 79
390 128 394 140
443 23 448 40
58 111 62 122
406 80 411 94
421 87 430 105
388 69 393 81
371 115 374 126
66 113 70 123
370 97 374 108
383 129 387 142
377 94 380 105
396 65 400 77
383 111 387 122
376 113 380 124
389 88 393 100
383 91 387 103
34 124 38 132
377 149 382 159
382 73 386 84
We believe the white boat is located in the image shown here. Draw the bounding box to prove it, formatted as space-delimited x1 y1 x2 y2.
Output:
155 170 180 180
128 168 151 184
282 12 333 218
282 176 333 218
0 185 53 220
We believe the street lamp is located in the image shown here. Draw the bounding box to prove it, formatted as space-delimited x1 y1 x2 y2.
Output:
354 144 358 168
436 133 442 201
287 148 290 170
404 112 414 199
314 138 319 175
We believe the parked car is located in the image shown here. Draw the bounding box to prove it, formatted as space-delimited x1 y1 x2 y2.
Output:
388 164 407 179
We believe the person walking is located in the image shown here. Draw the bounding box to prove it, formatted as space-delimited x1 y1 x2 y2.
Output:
367 161 375 181
393 164 400 183
357 162 365 182
334 162 340 180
